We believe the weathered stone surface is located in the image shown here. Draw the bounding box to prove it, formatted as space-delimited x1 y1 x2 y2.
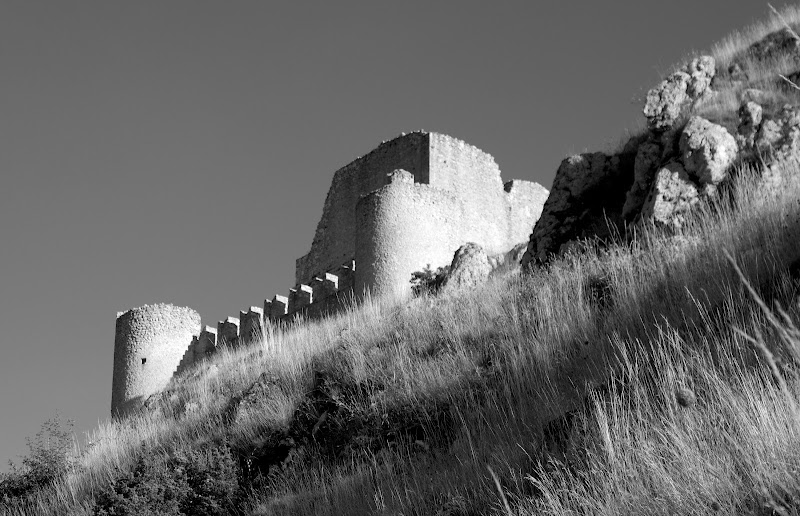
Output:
643 56 716 132
686 55 716 98
728 27 800 84
488 242 527 270
622 140 662 219
443 243 492 291
112 304 201 418
640 162 700 229
727 61 748 83
755 104 800 161
644 71 691 131
744 27 800 63
521 148 637 267
741 88 769 104
679 116 738 187
737 101 763 149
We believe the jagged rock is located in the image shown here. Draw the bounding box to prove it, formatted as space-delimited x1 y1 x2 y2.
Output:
737 101 763 149
644 56 716 132
728 62 749 83
640 161 700 229
644 71 691 131
756 104 800 162
443 243 492 291
622 140 662 219
521 152 629 266
686 55 716 98
679 116 738 187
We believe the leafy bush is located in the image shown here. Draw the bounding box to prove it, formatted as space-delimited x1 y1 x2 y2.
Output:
410 264 451 296
92 442 240 516
0 414 77 507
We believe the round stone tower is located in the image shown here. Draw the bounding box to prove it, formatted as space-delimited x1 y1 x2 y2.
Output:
111 303 201 418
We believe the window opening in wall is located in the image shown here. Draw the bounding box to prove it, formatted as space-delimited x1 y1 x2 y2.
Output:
141 358 147 365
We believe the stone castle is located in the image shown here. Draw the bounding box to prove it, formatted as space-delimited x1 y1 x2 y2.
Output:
111 131 549 417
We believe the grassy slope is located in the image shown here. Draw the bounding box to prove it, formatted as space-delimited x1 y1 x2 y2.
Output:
8 7 800 516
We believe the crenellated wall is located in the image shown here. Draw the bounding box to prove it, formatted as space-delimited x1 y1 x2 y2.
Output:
298 131 548 294
111 131 549 418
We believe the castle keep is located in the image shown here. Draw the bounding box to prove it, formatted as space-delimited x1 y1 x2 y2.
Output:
111 131 548 417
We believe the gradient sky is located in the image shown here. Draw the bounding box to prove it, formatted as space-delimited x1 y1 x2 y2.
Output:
0 1 771 469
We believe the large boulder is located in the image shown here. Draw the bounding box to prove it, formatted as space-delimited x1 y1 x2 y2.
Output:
442 243 492 291
737 100 763 149
679 116 738 190
521 151 632 267
686 56 716 98
622 140 662 219
755 104 800 162
640 162 700 229
644 72 691 132
644 56 716 132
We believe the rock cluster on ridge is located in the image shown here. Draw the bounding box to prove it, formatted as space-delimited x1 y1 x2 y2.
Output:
521 25 800 268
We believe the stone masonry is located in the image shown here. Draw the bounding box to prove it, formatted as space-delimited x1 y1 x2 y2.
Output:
111 131 549 418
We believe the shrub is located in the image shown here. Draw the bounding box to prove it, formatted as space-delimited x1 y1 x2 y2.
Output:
0 414 77 507
410 264 451 296
92 442 240 516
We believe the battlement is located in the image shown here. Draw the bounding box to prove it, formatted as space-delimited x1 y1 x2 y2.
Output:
111 131 549 418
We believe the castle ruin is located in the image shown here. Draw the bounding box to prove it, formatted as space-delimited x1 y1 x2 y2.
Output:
111 131 549 417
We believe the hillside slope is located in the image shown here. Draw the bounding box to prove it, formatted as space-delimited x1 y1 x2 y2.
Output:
4 8 800 516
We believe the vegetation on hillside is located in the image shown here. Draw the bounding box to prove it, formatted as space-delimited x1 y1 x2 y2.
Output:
4 6 800 516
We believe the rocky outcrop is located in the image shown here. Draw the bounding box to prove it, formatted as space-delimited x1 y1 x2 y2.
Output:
520 146 638 267
640 162 700 229
522 25 800 269
442 243 492 291
679 116 738 191
755 104 800 161
730 27 800 81
622 140 662 219
644 56 716 132
521 49 757 266
737 101 763 149
644 72 692 132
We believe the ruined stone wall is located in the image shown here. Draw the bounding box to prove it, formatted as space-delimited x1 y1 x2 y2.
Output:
427 133 549 254
298 131 548 296
355 171 463 297
111 304 201 417
295 132 430 284
112 131 549 417
503 179 551 245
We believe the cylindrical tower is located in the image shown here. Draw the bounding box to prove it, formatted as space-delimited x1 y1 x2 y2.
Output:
111 303 201 418
354 170 461 299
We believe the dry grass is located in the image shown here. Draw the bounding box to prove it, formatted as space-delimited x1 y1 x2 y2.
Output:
6 6 800 516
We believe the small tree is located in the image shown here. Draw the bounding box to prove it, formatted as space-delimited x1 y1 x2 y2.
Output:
0 413 78 506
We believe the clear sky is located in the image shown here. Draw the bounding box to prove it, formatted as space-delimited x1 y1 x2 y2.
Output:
0 1 772 469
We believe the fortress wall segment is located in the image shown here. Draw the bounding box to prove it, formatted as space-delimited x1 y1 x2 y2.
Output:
355 179 464 298
503 180 550 249
197 326 217 356
428 132 504 195
239 307 264 347
296 132 430 284
217 317 240 348
111 304 201 418
427 133 545 255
